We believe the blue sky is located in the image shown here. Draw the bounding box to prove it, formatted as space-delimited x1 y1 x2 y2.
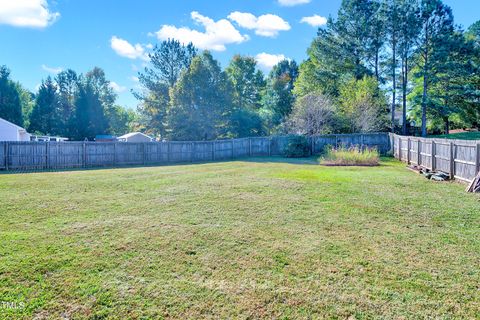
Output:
0 0 478 109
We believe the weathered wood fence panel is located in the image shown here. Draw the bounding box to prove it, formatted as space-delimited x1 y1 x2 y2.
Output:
390 133 480 183
0 142 6 170
0 133 390 172
312 133 390 154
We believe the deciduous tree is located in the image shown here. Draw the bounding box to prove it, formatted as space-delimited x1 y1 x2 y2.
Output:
0 66 23 126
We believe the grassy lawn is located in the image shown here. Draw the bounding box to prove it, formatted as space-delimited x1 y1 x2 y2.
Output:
1 158 479 319
431 131 480 140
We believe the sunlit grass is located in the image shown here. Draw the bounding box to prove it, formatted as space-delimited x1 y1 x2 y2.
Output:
0 158 478 319
431 131 480 140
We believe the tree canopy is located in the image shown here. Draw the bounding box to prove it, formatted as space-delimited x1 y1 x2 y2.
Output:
1 0 478 141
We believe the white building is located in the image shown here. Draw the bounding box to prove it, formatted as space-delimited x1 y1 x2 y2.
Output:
30 135 68 142
0 117 31 142
118 132 153 143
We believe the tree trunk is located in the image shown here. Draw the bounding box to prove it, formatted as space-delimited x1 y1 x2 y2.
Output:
391 34 397 133
402 57 408 135
421 71 428 137
444 116 450 135
421 24 429 138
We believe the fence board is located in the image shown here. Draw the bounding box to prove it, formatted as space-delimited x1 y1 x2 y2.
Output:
0 142 5 169
390 133 480 183
1 133 392 172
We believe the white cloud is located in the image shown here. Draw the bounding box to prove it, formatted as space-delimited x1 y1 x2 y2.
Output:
278 0 311 7
130 76 139 82
255 53 288 72
110 36 149 61
0 0 60 28
109 81 127 93
301 15 327 27
41 64 62 74
155 11 248 52
228 12 290 37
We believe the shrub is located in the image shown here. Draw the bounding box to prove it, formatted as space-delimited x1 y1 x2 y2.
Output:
284 135 310 158
286 93 340 135
320 146 380 166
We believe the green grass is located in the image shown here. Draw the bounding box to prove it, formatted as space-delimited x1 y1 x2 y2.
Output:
320 146 380 166
0 158 479 319
431 131 480 140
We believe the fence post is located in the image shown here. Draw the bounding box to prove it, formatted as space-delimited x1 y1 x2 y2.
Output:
249 138 252 157
268 137 272 157
398 138 402 161
45 142 49 170
83 142 87 168
212 141 216 161
5 142 9 171
231 139 235 160
431 141 436 171
391 133 395 157
476 143 480 175
417 139 421 166
113 143 116 166
407 138 411 164
166 141 170 163
192 142 195 162
449 142 455 179
311 136 314 155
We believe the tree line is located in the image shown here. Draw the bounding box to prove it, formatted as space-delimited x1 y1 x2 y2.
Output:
1 0 479 141
294 0 480 136
0 66 134 140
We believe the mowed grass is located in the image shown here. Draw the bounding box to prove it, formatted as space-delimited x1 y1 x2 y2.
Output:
0 158 479 319
431 131 480 140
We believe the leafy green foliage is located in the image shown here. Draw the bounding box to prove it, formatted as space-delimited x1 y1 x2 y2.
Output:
225 55 266 137
284 135 310 158
414 0 455 136
261 60 298 132
28 77 59 135
55 69 78 137
294 0 479 136
338 76 389 133
167 52 231 140
105 105 135 136
74 77 109 140
431 131 480 140
135 40 197 137
0 65 23 126
24 67 132 140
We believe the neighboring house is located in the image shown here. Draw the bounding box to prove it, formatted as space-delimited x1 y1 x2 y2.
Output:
95 135 117 142
118 132 153 143
30 135 68 142
0 117 31 142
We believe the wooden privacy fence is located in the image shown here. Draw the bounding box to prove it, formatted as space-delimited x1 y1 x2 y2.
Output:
390 133 480 183
0 133 390 171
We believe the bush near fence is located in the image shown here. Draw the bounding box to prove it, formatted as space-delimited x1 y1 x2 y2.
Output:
0 133 390 172
390 133 480 183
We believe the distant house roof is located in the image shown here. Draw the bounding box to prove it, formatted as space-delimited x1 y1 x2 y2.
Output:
95 135 117 141
0 117 27 132
118 132 153 140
